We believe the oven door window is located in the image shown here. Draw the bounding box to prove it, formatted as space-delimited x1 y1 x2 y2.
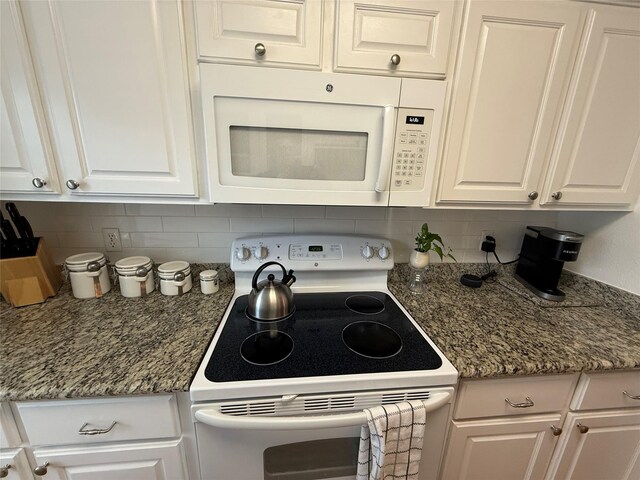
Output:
214 97 386 192
263 437 359 480
229 126 367 181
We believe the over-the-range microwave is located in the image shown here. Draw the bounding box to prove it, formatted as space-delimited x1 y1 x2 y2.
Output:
200 64 446 206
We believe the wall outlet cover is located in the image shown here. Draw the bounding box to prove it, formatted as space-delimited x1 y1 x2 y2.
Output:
479 230 495 251
102 228 122 252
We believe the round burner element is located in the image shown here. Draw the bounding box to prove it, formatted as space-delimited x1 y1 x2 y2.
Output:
345 295 385 315
240 331 294 366
342 321 402 359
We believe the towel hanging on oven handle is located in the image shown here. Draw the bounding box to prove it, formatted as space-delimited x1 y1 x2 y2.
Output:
194 391 451 430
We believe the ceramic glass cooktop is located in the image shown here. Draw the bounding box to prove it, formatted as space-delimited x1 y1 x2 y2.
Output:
204 291 443 382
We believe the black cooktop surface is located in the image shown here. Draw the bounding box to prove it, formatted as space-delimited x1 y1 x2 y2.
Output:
205 291 443 382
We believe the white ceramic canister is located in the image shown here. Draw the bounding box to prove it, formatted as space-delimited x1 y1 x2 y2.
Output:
158 261 192 296
115 256 155 298
199 269 219 295
65 252 112 299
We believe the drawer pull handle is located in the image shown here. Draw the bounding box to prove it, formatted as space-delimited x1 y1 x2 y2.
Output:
623 391 640 400
550 425 562 436
577 423 589 434
505 396 534 408
78 421 117 435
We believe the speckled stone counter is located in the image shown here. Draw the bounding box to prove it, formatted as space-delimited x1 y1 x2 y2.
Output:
2 262 638 401
388 264 640 378
0 265 234 401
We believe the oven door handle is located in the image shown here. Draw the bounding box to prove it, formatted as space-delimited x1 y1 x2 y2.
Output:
194 391 451 430
374 105 397 193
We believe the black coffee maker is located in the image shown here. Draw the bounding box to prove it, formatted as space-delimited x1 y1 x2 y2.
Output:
515 226 584 301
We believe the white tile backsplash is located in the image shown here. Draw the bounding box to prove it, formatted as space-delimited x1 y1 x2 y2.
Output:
12 202 559 265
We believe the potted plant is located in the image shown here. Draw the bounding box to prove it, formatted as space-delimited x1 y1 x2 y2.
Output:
410 223 457 268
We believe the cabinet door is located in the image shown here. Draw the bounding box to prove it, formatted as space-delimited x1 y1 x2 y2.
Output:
334 0 457 78
0 448 32 480
547 410 640 480
438 1 584 205
542 7 640 207
194 0 323 69
441 414 562 480
20 0 197 197
0 0 58 194
33 439 187 480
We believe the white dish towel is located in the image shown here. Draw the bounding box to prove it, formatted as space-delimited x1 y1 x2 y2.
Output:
356 400 427 480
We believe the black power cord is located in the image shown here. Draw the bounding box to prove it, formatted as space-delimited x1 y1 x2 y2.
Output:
460 235 518 288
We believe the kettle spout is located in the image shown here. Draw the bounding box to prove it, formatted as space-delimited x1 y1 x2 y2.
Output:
283 269 296 287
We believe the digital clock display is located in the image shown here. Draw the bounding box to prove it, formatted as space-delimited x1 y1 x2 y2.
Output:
406 116 425 125
308 246 323 252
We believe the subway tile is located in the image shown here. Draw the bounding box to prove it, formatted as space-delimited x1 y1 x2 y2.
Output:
36 232 60 248
230 218 294 233
119 232 133 248
326 206 386 220
107 248 168 264
417 221 467 236
130 232 198 248
195 204 262 217
198 233 242 247
125 204 195 216
262 205 325 219
294 219 355 233
162 216 230 232
56 232 106 248
355 220 414 236
165 247 229 263
90 216 163 232
30 215 93 232
11 201 125 217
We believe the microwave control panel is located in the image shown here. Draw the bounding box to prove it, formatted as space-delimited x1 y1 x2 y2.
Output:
391 108 434 191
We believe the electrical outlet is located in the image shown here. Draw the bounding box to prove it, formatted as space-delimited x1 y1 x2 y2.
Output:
479 230 495 251
102 228 122 252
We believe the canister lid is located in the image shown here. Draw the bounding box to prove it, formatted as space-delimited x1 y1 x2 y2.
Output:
158 261 190 275
199 269 218 281
65 252 106 271
115 256 152 273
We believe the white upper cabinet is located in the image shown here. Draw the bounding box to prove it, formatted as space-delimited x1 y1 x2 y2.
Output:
19 0 197 197
194 0 324 69
0 0 58 194
334 0 457 78
437 0 585 205
542 6 640 208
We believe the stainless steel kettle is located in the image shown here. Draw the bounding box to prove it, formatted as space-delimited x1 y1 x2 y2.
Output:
247 261 296 321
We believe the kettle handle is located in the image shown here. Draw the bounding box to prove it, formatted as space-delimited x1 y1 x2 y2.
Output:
251 261 287 290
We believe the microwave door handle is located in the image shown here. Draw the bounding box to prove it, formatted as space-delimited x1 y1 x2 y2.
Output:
374 105 397 193
194 391 451 431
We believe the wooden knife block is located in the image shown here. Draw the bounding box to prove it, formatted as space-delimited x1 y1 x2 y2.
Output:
0 238 62 307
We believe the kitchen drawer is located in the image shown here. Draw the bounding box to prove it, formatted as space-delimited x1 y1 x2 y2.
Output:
17 395 180 447
454 374 578 420
571 370 640 411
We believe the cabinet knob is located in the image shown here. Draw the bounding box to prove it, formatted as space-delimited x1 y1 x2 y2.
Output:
32 177 47 188
577 423 589 434
33 462 49 476
65 179 80 190
551 191 563 200
550 425 562 436
528 191 539 200
0 465 12 478
254 43 266 56
390 54 401 66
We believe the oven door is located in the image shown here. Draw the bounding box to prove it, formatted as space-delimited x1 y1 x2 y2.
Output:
192 387 453 480
200 64 402 206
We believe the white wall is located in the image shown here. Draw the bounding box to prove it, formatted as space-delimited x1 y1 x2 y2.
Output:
559 203 640 295
7 202 561 266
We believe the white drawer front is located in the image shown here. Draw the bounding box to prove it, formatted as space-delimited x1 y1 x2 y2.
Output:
454 375 578 420
17 395 180 447
572 370 640 411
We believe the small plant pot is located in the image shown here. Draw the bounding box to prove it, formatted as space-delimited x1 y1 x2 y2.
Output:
409 250 430 269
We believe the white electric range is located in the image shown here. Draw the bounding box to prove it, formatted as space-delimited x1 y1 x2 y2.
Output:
190 235 458 480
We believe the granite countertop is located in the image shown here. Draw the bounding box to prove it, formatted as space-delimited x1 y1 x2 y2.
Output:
1 263 638 401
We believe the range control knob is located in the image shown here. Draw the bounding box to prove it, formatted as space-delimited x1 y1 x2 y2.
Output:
378 246 390 260
361 245 375 259
236 247 250 261
253 246 268 260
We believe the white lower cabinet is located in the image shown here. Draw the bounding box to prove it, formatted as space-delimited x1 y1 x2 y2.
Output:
32 440 187 480
441 414 563 480
0 448 31 480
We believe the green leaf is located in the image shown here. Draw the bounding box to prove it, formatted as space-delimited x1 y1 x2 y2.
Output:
432 244 444 260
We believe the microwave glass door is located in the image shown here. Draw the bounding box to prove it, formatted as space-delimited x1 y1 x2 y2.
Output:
212 97 391 203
